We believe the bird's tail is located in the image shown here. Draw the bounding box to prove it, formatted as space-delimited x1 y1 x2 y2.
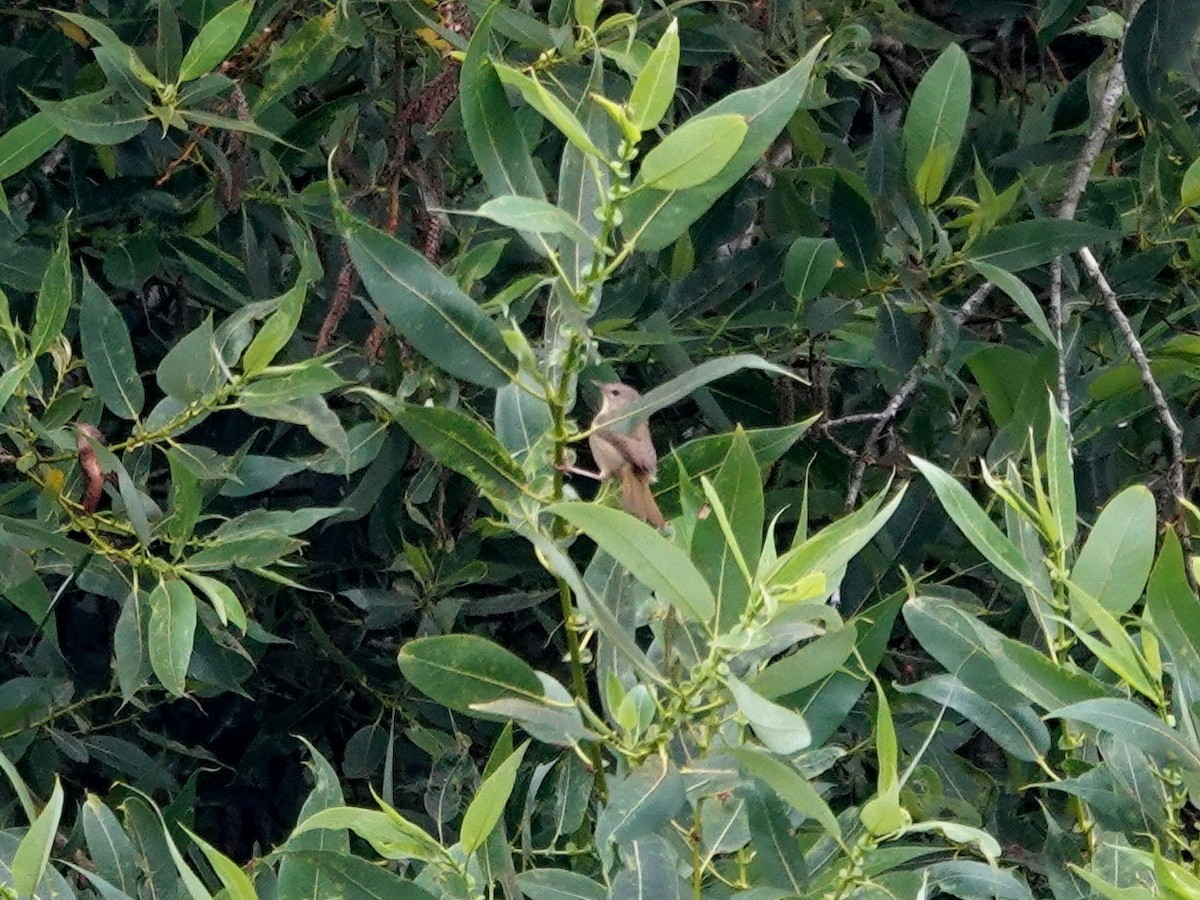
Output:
620 467 666 529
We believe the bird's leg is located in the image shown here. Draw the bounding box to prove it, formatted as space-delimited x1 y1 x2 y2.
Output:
556 463 604 481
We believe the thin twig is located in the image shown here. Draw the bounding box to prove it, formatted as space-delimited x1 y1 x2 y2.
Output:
1077 246 1187 511
1048 0 1143 444
824 410 887 428
844 282 994 510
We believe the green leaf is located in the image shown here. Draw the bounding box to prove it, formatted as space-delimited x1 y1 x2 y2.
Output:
470 682 592 746
1062 588 1158 700
178 0 254 81
595 756 686 854
156 314 223 402
751 623 858 700
592 353 799 434
621 40 825 252
903 44 971 204
1146 530 1200 681
81 270 143 419
494 65 603 159
924 860 1028 898
460 7 546 254
276 850 437 899
693 428 762 630
517 868 606 900
181 571 247 632
903 594 1029 710
768 486 905 595
656 420 812 514
384 402 528 504
148 578 198 697
178 109 294 146
993 635 1112 711
340 212 515 387
783 237 839 303
910 455 1033 586
744 786 806 893
1125 0 1200 118
242 279 306 375
56 11 162 88
1182 156 1200 208
187 535 302 571
558 67 612 282
256 11 347 109
970 260 1054 344
728 676 812 754
0 748 37 822
157 0 183 83
96 44 153 104
494 381 553 460
611 835 682 900
182 825 255 900
729 747 841 840
527 528 668 689
1070 485 1156 619
32 90 149 145
549 501 715 622
966 220 1115 272
636 114 748 191
82 793 139 894
241 395 348 456
30 224 72 357
398 634 544 716
461 740 529 853
0 359 34 412
157 806 215 900
0 113 63 182
860 679 907 836
1049 698 1200 770
897 674 1050 762
829 175 880 272
11 778 64 897
1046 397 1077 547
468 195 593 246
292 806 442 862
114 590 151 701
628 19 679 130
238 361 344 406
278 740 349 896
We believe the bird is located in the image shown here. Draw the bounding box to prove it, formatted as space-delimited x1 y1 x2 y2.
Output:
563 382 666 528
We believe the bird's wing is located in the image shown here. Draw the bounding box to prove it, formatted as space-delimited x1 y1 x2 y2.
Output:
592 424 657 475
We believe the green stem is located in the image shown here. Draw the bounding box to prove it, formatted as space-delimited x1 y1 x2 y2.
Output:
557 577 607 800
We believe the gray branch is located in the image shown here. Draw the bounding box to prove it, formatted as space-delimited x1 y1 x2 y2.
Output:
1077 246 1187 509
843 282 994 510
1049 0 1143 445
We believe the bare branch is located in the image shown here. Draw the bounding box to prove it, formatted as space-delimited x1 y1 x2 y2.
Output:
843 282 994 510
1077 246 1187 509
1049 0 1143 445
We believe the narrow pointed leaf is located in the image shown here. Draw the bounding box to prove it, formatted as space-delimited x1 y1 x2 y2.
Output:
549 501 715 622
148 578 197 696
81 270 143 419
911 455 1033 586
341 212 515 387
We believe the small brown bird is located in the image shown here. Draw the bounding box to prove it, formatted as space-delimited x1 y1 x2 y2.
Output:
565 382 666 528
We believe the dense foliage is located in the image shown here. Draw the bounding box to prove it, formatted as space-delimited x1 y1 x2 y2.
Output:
3 0 1200 896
